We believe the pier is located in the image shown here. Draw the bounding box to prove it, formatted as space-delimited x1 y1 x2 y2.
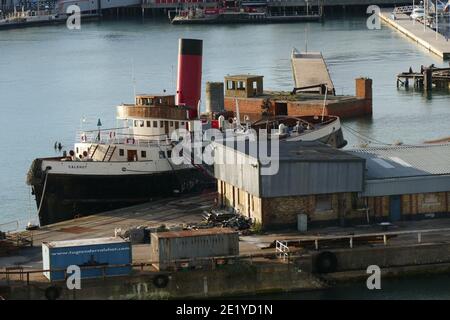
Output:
378 9 450 60
397 65 450 91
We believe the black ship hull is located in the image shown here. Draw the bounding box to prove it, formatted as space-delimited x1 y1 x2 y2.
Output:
29 167 213 226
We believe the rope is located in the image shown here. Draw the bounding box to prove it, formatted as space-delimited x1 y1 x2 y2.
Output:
36 169 50 220
341 124 391 146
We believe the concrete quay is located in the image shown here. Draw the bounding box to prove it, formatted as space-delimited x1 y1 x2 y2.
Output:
4 193 450 299
379 9 450 60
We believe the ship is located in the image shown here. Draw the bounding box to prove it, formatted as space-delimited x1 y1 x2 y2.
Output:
170 0 323 25
27 39 210 226
0 7 63 29
27 38 346 227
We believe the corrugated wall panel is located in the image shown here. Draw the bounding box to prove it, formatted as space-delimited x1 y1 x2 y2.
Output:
362 175 450 197
151 232 239 269
214 144 260 196
261 161 364 197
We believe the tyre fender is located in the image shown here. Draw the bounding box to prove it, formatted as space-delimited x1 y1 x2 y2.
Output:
315 251 338 274
153 274 169 288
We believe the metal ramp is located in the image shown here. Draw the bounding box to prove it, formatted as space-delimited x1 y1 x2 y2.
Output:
291 48 335 95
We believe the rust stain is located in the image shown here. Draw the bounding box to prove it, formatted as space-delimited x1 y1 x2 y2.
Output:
57 226 96 234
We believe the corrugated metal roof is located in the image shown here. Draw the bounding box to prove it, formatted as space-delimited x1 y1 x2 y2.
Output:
216 140 363 163
349 144 450 179
154 228 237 239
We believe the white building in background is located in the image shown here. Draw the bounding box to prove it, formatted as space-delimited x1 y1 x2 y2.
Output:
55 0 140 14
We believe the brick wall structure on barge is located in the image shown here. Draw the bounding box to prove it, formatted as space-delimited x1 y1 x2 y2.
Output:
223 78 372 119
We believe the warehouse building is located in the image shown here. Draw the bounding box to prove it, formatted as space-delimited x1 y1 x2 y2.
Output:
214 140 366 229
213 141 450 230
349 144 450 223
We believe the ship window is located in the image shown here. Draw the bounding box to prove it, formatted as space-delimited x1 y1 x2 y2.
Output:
139 120 145 127
227 80 235 90
141 151 147 158
160 121 164 128
147 121 151 127
134 120 138 127
119 149 124 156
159 151 166 159
76 147 79 154
170 121 174 127
181 121 185 126
167 150 172 158
153 121 158 127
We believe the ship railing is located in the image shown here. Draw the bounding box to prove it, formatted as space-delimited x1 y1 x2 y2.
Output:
0 220 19 234
77 129 173 147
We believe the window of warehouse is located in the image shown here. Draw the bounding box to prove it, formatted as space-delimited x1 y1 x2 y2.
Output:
315 195 332 212
423 193 440 205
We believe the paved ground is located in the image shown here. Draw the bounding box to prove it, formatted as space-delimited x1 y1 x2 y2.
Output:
2 189 450 283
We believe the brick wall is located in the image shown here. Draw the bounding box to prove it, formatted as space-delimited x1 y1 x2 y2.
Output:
219 179 450 230
401 192 449 216
225 96 372 120
356 78 373 100
224 97 274 118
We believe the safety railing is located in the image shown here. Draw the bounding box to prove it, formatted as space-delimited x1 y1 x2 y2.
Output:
276 227 450 251
0 220 19 234
275 240 290 261
76 129 172 148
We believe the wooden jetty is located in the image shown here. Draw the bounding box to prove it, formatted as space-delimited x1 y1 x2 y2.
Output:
378 9 450 60
397 65 450 91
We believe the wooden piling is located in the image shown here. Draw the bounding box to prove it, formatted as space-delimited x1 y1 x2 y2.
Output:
424 68 433 92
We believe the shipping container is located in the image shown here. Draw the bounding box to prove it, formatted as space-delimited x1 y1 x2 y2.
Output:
42 237 132 281
151 228 239 271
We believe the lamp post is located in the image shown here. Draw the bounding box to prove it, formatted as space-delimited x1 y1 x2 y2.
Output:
435 0 439 39
97 118 102 142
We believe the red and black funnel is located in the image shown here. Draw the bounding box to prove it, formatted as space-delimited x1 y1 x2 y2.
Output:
176 38 203 119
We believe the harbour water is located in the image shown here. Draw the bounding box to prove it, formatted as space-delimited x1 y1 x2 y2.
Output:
240 274 450 300
1 14 449 227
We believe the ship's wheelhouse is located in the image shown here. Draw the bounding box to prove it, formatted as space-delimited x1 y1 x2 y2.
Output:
71 93 192 162
117 93 190 141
